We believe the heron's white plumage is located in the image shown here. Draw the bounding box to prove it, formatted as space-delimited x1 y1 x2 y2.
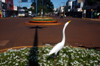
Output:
49 42 64 55
48 20 71 55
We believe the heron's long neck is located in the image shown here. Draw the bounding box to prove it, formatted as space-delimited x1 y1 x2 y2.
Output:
61 23 68 45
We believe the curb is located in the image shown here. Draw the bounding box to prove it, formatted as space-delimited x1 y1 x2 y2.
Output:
0 45 85 54
25 22 61 26
82 18 100 21
0 46 42 53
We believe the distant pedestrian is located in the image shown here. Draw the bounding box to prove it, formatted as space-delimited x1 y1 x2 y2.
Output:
83 10 86 18
97 12 100 18
61 12 63 18
91 9 93 19
94 12 97 18
64 15 66 17
99 13 100 19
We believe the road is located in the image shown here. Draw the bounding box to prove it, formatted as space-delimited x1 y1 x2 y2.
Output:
0 16 100 50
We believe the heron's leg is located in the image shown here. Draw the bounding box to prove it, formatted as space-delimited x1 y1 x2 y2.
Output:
53 55 57 66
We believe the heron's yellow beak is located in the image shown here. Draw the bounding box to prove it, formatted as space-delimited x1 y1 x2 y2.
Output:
68 20 71 23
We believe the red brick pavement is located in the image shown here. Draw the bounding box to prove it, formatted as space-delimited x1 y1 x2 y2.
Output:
0 16 100 50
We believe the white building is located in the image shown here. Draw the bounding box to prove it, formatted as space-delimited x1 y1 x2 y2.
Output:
76 0 85 12
60 6 65 12
14 6 18 11
66 0 75 12
53 8 59 15
66 0 85 12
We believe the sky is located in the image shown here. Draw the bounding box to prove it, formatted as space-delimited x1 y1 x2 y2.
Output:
14 0 68 8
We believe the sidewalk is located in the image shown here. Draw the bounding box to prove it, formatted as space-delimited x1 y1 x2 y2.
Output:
82 18 100 21
0 17 11 19
90 19 100 21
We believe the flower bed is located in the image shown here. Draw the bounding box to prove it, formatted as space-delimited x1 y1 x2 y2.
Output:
29 17 57 23
0 45 100 66
32 17 53 19
30 19 56 21
29 19 57 23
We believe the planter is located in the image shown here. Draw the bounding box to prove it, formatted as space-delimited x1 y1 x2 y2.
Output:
25 17 60 26
25 22 60 25
29 20 57 23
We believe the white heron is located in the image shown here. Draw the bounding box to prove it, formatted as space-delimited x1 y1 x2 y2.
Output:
48 20 71 55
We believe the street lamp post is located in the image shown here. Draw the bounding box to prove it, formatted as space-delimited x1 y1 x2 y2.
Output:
36 0 37 17
42 0 44 17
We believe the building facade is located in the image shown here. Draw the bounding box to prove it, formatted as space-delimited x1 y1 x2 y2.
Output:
65 0 85 17
76 0 85 3
0 0 14 18
66 0 75 12
5 0 13 10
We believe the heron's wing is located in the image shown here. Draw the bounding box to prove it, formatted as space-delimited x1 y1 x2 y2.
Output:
49 42 63 55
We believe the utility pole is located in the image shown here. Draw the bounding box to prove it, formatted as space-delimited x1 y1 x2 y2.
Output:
0 0 2 17
61 2 65 6
18 1 21 7
36 0 37 17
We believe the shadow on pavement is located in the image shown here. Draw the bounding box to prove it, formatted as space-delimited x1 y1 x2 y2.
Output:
28 26 46 66
78 45 100 50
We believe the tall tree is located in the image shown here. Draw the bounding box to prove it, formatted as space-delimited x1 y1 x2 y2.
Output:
23 7 27 9
86 0 97 6
31 0 54 13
